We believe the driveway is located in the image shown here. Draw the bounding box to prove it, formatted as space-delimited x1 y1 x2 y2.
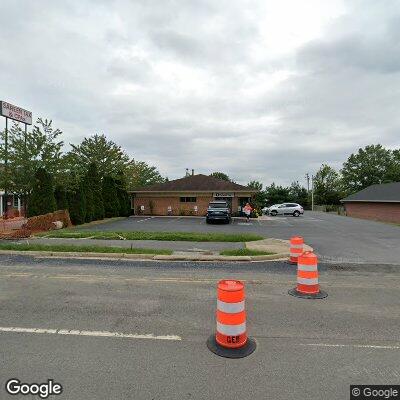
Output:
74 212 400 265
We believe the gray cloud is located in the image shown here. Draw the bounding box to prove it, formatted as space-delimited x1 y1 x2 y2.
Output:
0 0 399 186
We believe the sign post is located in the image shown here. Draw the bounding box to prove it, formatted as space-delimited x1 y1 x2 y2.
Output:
0 101 32 218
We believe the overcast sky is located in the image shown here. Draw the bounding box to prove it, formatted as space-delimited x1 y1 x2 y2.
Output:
1 0 399 186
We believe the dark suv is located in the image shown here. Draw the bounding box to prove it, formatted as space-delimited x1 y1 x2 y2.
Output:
206 200 231 224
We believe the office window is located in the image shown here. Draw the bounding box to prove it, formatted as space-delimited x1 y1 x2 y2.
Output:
180 197 197 203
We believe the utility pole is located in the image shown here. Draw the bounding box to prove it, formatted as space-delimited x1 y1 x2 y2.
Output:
311 174 314 211
305 173 310 192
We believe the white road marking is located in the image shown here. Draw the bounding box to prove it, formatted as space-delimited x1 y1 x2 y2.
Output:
0 326 181 341
136 217 155 223
301 343 400 350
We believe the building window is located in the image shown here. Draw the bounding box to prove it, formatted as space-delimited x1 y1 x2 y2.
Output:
13 195 19 208
180 197 197 203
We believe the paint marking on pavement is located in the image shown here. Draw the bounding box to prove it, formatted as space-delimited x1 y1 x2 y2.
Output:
301 343 400 350
0 326 181 341
136 217 155 223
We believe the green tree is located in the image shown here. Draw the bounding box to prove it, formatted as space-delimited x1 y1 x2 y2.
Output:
66 134 131 180
313 164 342 205
210 172 231 181
125 160 164 189
115 170 131 217
28 168 57 217
54 185 68 210
67 182 87 225
341 145 393 194
265 183 290 205
247 180 266 208
102 176 120 218
289 181 310 208
0 119 63 200
82 162 104 222
386 149 400 182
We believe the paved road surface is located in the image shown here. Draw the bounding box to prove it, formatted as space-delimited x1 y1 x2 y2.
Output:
72 212 400 265
0 255 399 399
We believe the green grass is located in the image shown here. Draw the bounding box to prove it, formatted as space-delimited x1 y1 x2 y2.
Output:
220 248 276 256
37 230 264 243
0 243 172 255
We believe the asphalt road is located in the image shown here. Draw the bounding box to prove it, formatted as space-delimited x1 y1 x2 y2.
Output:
74 212 400 265
1 255 399 400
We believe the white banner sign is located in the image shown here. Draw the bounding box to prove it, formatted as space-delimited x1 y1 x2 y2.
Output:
0 101 32 125
213 192 234 198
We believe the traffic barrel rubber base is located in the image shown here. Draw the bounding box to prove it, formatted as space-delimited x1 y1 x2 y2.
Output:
288 288 328 299
206 335 257 359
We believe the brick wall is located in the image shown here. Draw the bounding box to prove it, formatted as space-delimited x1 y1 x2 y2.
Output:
132 195 242 216
344 202 400 223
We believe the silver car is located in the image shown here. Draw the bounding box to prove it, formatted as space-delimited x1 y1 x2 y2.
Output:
268 203 304 217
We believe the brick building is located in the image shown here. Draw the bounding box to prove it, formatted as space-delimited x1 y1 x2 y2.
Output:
129 174 257 216
341 182 400 223
0 191 24 218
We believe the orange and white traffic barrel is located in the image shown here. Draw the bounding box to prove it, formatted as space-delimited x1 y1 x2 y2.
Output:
207 280 256 358
289 236 304 264
288 251 327 299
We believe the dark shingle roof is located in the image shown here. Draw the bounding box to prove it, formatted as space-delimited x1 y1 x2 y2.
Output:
341 182 400 202
130 174 255 192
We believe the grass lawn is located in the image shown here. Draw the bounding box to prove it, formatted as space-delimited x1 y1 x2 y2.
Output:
220 248 276 256
0 243 172 255
37 230 264 243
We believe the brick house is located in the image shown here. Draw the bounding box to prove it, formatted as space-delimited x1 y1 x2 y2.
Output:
129 174 257 216
341 182 400 223
0 191 24 218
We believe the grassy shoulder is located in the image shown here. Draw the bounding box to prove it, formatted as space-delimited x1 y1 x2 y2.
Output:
37 230 264 243
220 249 276 256
0 243 172 255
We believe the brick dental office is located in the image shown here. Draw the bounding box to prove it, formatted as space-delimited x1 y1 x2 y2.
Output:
129 173 257 216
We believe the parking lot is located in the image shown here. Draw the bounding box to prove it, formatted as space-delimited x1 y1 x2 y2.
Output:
76 212 400 265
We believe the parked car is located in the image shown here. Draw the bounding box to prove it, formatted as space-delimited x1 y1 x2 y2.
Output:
206 200 231 224
268 203 304 217
263 204 281 215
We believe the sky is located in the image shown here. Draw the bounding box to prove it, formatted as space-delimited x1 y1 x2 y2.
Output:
1 0 399 186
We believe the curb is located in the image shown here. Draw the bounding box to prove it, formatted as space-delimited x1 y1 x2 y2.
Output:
0 249 288 262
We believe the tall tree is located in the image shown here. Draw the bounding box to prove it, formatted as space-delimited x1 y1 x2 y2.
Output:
54 185 68 210
82 163 104 222
68 181 87 225
67 134 131 180
28 168 57 217
265 183 290 205
289 181 310 208
125 160 164 189
313 164 342 204
341 145 393 194
210 172 231 181
102 176 120 218
115 170 131 217
0 119 63 197
247 180 266 208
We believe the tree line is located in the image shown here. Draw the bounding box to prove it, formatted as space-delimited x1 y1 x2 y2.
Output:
213 144 400 208
0 119 165 224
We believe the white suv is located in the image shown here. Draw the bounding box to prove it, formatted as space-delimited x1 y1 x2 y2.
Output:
268 203 304 217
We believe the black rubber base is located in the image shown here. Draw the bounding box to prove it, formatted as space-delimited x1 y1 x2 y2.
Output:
206 335 257 358
288 288 328 299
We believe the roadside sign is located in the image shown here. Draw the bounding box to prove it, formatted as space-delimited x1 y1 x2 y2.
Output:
0 101 32 125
